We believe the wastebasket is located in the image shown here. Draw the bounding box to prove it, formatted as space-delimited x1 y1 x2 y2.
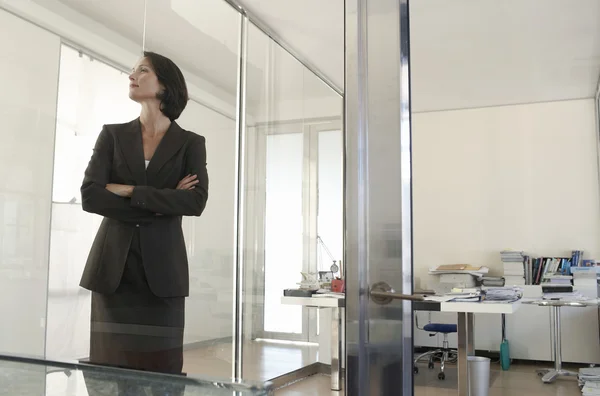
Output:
468 356 491 396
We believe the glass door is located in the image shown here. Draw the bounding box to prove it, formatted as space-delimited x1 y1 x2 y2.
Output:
345 0 414 395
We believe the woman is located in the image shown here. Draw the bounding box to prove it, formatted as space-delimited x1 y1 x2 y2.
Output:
79 51 208 379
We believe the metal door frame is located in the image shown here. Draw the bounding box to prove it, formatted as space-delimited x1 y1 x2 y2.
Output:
344 0 414 395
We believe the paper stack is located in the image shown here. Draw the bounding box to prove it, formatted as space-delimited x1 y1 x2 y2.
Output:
579 367 600 395
483 287 523 303
428 265 489 277
500 251 526 285
542 291 586 301
445 288 483 302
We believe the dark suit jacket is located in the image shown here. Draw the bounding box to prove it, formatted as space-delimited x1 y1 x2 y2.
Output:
79 118 209 298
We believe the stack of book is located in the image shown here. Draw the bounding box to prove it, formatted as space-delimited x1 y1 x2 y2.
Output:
500 251 526 286
579 367 600 395
481 276 505 287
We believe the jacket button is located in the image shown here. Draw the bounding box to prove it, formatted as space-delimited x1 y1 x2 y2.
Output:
135 224 140 227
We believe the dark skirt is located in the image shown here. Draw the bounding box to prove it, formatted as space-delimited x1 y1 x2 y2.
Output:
89 229 185 375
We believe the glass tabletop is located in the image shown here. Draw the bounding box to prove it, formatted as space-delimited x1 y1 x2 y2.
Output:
521 298 600 307
0 356 273 396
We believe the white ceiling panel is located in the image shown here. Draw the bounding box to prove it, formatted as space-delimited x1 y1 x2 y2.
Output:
26 0 600 113
409 0 600 112
241 0 600 111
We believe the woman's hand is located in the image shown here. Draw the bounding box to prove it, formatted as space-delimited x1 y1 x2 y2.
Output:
106 184 134 197
177 174 199 190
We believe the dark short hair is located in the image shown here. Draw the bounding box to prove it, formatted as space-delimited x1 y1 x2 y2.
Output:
143 51 189 121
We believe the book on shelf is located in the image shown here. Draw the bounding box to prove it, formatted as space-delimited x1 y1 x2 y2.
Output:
501 250 591 286
525 257 577 285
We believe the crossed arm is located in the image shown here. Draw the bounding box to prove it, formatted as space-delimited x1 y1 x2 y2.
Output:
81 126 209 224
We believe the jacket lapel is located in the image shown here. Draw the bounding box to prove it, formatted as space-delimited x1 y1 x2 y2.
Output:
114 118 147 186
146 121 186 185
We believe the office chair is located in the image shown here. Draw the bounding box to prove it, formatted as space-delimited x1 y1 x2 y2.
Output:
413 313 458 380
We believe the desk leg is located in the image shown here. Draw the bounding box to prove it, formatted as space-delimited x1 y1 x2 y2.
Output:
331 307 342 391
536 306 578 383
457 313 468 396
467 313 475 356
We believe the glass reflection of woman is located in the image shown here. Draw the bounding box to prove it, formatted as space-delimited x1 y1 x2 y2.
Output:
79 51 208 385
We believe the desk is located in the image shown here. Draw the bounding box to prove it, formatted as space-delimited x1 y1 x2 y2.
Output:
282 295 520 395
522 298 600 384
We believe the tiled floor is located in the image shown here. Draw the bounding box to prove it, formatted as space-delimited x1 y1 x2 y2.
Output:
276 362 583 396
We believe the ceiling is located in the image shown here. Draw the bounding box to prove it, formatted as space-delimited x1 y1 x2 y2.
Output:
410 0 600 112
28 0 600 114
236 0 344 91
240 0 600 112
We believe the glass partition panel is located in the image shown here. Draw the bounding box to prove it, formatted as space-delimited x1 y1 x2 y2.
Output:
1 0 344 390
241 21 343 382
0 6 61 358
243 22 315 382
302 68 344 278
144 0 240 380
46 45 141 362
0 0 148 364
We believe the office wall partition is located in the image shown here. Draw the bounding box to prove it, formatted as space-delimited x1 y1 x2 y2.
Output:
0 0 342 385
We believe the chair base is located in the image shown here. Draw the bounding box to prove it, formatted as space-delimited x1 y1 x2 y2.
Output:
414 348 458 380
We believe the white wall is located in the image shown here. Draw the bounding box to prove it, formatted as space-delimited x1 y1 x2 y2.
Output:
412 99 600 290
0 8 60 357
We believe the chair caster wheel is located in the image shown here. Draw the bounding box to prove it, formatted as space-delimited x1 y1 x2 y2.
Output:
428 362 435 370
414 367 419 374
438 372 445 380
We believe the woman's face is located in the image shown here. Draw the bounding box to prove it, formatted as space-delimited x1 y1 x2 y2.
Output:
128 57 162 103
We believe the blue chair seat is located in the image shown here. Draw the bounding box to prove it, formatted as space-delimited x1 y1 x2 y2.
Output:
423 323 457 333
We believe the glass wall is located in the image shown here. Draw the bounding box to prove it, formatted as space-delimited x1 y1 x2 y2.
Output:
47 45 141 361
0 0 342 388
143 0 241 379
0 5 60 359
241 22 343 380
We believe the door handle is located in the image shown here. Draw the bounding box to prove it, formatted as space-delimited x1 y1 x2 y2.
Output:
370 281 425 305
